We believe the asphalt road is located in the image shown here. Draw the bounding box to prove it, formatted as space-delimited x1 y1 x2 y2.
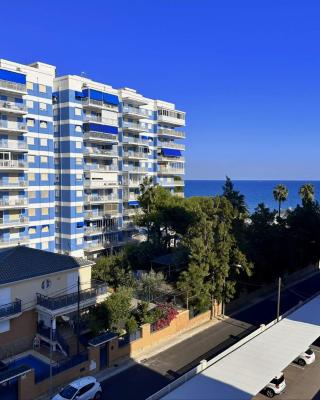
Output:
101 271 320 400
231 271 320 326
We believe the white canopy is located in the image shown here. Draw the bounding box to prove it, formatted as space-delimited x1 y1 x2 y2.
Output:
162 295 320 400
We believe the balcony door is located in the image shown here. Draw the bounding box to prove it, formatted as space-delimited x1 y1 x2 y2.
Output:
0 287 11 333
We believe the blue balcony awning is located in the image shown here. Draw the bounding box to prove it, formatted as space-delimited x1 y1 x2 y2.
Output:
0 69 26 85
141 135 150 140
162 148 182 157
128 200 140 207
103 93 119 106
83 123 118 135
75 91 84 99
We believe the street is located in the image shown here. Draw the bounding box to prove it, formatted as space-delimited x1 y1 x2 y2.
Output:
100 271 320 400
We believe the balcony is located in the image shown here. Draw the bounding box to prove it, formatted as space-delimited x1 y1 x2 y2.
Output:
0 236 29 248
0 120 28 133
158 142 185 150
122 105 149 120
157 128 185 139
0 79 27 95
84 147 118 158
0 299 22 320
84 115 118 126
122 135 149 146
0 216 29 228
122 165 149 174
123 208 141 216
0 180 27 189
123 150 149 160
84 164 118 172
157 109 186 127
84 225 120 235
84 195 119 204
0 160 27 170
83 131 118 143
82 98 117 111
36 281 108 316
158 167 185 175
122 121 148 133
123 179 144 187
84 180 118 189
0 198 28 209
84 208 119 219
0 140 28 152
0 100 27 115
158 155 185 163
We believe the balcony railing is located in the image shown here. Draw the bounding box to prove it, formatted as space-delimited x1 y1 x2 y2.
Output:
0 140 28 151
0 216 29 227
0 121 28 132
0 180 27 188
122 105 149 118
123 179 144 187
123 150 149 159
84 148 118 157
84 208 118 219
158 167 185 175
122 136 149 146
122 166 148 173
84 164 118 172
83 132 118 142
84 225 120 235
84 195 118 203
158 142 185 150
122 121 148 132
157 128 185 138
0 79 27 94
157 109 186 126
84 115 118 126
36 281 107 311
0 299 21 319
0 237 29 248
0 198 28 207
82 98 117 110
0 160 27 169
0 100 27 114
84 180 118 188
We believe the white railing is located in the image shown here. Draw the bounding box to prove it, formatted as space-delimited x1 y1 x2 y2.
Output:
158 142 185 150
0 198 28 207
83 132 118 142
0 160 27 168
122 136 149 146
84 147 118 157
0 141 28 151
123 150 149 159
84 115 118 126
84 164 118 172
0 121 27 131
84 180 118 188
157 109 186 126
0 100 27 113
0 216 28 226
158 167 185 174
158 128 185 138
84 195 118 203
0 79 26 93
123 121 148 132
0 237 29 248
123 179 144 186
122 105 149 118
158 156 185 162
122 166 148 173
0 180 27 188
83 226 103 234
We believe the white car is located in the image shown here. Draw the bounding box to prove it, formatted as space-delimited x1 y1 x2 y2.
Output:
264 372 286 398
295 348 315 366
52 376 102 400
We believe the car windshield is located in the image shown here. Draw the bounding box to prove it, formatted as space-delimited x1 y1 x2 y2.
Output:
271 375 284 385
306 348 313 355
59 385 78 399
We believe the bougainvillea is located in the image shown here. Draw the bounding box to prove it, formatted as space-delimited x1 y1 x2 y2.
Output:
153 303 178 331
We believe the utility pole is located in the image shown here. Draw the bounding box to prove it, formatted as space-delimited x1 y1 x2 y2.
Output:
77 276 80 355
49 316 53 398
277 277 281 322
210 270 215 319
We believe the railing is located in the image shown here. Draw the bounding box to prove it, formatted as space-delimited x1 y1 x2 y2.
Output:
84 195 118 203
122 136 149 146
0 121 27 131
158 156 185 162
84 164 118 172
0 198 27 207
118 329 142 347
84 211 106 219
123 121 148 132
84 225 120 234
82 98 117 110
122 105 149 118
0 237 29 248
0 160 27 168
123 179 144 186
0 100 27 113
158 168 185 174
157 109 186 125
36 281 107 311
158 128 185 138
84 180 118 188
37 323 57 341
84 147 118 157
0 141 28 150
84 115 117 126
158 142 185 150
83 132 118 142
0 216 28 226
122 166 148 173
0 299 21 319
123 150 149 159
0 180 27 188
0 79 26 93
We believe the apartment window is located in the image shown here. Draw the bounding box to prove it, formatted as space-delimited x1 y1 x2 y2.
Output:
54 141 58 149
26 100 33 108
40 138 48 146
42 225 49 233
40 121 47 129
75 141 81 149
29 191 36 199
75 125 82 132
29 208 36 217
26 82 34 90
41 190 49 199
41 173 48 181
27 118 35 127
76 157 82 165
28 155 35 163
28 227 36 234
28 173 35 181
27 136 35 145
76 206 82 213
55 190 59 198
75 108 82 116
42 207 49 216
76 173 82 181
42 241 49 250
29 243 36 249
76 238 82 245
40 156 48 163
39 102 47 111
39 84 46 93
76 190 82 197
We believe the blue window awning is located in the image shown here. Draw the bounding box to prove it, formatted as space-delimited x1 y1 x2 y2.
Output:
141 135 150 140
0 69 26 85
162 148 182 157
83 123 118 135
77 222 84 228
128 200 140 207
103 93 119 106
75 91 84 99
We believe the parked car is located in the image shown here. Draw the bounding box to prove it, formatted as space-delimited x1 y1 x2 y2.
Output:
295 348 315 366
264 372 286 398
52 376 102 400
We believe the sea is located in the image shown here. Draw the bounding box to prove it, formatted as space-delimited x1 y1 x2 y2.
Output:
185 180 320 212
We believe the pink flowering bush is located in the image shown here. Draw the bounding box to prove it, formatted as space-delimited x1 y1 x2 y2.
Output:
152 303 178 331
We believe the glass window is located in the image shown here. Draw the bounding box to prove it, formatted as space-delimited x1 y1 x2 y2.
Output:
27 137 35 145
28 173 35 181
76 206 82 213
40 121 47 129
39 102 47 111
42 225 49 233
59 385 78 400
40 138 48 146
76 190 82 197
26 82 34 90
29 208 36 217
41 173 48 181
29 191 36 199
27 119 35 127
40 156 48 163
75 108 82 116
76 157 82 165
26 100 34 108
42 241 49 250
75 141 82 149
39 84 46 93
75 125 82 132
28 155 35 163
42 207 49 215
28 227 36 234
41 190 49 199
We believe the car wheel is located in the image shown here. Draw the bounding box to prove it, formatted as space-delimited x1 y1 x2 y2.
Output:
266 388 275 398
94 392 102 400
298 358 306 366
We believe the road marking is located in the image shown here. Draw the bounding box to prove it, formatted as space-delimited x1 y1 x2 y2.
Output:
290 363 305 370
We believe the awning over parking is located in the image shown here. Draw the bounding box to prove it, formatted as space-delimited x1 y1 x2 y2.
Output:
161 295 320 400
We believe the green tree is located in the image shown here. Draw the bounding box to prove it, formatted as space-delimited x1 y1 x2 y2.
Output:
273 184 289 218
222 176 248 217
125 315 138 335
138 270 171 302
104 287 133 332
299 183 315 206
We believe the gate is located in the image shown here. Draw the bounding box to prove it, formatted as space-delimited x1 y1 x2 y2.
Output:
99 343 108 369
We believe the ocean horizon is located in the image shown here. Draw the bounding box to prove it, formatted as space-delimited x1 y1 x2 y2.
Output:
185 180 320 212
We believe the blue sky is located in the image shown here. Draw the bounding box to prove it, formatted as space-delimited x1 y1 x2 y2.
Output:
1 0 320 179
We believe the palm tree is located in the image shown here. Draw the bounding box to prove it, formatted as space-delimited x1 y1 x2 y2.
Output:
299 183 315 206
273 184 289 218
